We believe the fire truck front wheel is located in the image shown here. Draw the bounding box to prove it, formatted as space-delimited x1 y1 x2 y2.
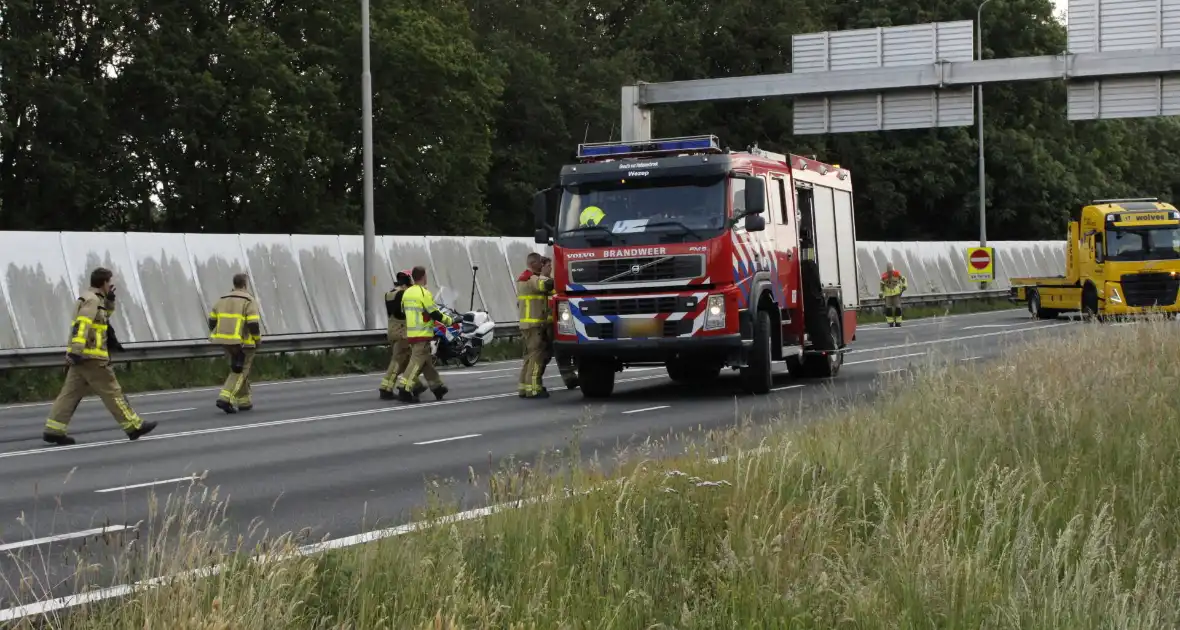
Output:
579 358 616 399
740 309 774 395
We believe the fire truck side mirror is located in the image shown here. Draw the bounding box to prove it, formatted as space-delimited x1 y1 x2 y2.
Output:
532 190 549 230
534 228 550 244
744 214 766 232
744 176 766 215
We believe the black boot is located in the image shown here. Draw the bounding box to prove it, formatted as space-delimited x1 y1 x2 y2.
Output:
127 420 158 441
379 388 396 400
397 386 415 403
43 432 76 446
431 385 449 401
216 399 237 414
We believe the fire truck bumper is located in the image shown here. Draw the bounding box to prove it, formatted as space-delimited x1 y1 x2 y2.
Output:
554 334 749 363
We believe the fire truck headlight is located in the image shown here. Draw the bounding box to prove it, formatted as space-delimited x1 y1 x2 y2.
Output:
703 295 726 331
556 302 575 335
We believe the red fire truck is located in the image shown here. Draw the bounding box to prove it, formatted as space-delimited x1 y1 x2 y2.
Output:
531 135 860 399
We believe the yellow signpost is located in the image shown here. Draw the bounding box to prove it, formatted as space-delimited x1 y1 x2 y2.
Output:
966 246 994 282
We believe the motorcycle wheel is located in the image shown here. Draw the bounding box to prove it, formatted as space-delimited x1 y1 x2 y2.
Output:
460 343 480 367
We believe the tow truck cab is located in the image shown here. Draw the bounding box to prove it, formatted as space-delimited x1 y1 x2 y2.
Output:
1010 198 1180 319
531 135 860 399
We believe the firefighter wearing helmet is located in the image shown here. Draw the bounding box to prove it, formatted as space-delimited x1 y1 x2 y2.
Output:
379 269 424 399
879 262 908 327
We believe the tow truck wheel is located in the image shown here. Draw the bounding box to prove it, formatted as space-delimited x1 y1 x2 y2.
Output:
740 310 773 395
579 358 615 399
1027 289 1059 320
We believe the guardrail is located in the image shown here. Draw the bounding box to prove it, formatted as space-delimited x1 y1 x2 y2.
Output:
0 290 1015 370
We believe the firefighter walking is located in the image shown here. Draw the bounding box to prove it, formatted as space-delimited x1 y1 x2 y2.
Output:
540 256 578 390
879 262 908 327
396 266 451 403
517 253 553 398
43 267 158 445
380 270 425 400
209 273 263 413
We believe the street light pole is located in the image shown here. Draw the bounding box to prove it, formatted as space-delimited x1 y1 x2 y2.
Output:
976 0 992 249
361 0 376 329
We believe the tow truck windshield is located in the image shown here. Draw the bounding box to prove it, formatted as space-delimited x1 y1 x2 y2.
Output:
1106 225 1180 261
555 175 729 248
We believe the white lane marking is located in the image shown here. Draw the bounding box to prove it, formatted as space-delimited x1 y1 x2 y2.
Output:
846 321 1072 354
878 368 906 375
0 374 671 461
95 476 200 493
772 384 805 392
857 308 1023 330
960 323 1023 330
844 351 926 366
414 434 481 445
0 525 131 552
621 405 670 415
0 361 527 410
140 407 195 416
961 356 982 361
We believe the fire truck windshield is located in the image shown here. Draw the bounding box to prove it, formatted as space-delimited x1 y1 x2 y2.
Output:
1106 226 1180 261
555 175 728 247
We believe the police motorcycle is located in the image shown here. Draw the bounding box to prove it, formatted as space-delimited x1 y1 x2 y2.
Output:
429 266 497 367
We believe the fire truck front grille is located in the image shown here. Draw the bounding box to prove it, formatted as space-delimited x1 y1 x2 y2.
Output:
585 320 691 339
578 295 700 316
569 255 704 284
1120 272 1180 307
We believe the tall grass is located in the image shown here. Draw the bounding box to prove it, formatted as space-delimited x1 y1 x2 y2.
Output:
8 317 1180 628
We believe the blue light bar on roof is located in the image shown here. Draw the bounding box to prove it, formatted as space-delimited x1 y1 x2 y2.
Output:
576 135 722 159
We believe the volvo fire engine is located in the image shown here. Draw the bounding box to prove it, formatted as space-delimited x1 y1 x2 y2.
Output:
531 135 860 399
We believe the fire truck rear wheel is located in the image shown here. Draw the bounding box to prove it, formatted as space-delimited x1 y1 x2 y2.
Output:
579 358 615 399
740 309 773 395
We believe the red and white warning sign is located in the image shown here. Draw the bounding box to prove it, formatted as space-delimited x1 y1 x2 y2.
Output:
966 247 994 282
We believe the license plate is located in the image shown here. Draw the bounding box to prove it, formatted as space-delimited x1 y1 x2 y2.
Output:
621 318 661 338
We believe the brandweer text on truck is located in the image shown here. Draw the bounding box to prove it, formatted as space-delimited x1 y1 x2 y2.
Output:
530 135 861 399
1010 198 1180 320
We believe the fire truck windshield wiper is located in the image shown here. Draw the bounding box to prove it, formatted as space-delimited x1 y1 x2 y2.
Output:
558 225 617 243
642 220 702 241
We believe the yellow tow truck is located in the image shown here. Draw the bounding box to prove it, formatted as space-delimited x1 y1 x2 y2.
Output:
1010 198 1180 319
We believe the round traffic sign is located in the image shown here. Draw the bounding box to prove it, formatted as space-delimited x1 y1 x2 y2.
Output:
969 249 991 270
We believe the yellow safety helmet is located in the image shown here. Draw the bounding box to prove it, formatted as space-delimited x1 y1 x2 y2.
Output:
579 205 606 227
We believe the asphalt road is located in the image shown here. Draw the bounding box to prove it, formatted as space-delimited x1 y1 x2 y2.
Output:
0 308 1079 610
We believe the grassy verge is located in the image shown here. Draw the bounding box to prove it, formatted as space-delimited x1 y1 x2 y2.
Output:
856 296 1019 323
0 339 524 404
11 317 1180 627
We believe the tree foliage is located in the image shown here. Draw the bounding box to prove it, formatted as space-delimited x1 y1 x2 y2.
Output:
2 0 1179 240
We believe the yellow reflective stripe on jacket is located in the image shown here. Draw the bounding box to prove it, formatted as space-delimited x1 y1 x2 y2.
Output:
518 295 545 323
70 316 93 346
82 322 109 358
209 312 245 341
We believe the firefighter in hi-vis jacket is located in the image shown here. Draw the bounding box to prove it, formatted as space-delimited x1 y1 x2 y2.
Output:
517 252 553 398
540 256 578 389
43 267 158 445
879 262 908 327
380 270 424 400
209 273 263 413
396 265 451 403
